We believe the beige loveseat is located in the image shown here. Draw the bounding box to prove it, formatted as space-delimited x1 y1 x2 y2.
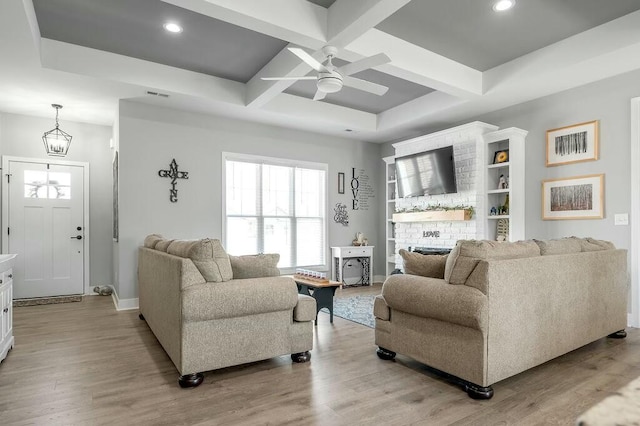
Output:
138 235 316 388
374 238 628 399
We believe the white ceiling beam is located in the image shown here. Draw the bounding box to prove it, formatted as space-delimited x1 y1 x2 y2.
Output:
261 93 377 132
40 39 246 106
161 0 327 48
246 0 413 108
377 91 469 131
343 29 483 98
327 0 411 48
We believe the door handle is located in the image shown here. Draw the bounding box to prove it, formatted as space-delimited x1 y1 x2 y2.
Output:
71 235 83 240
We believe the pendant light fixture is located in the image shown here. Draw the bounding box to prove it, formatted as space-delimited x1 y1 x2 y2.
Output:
42 104 72 157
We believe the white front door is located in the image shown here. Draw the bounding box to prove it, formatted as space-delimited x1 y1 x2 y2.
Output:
5 160 85 298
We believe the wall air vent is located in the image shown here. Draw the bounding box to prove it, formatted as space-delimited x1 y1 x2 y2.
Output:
146 91 170 98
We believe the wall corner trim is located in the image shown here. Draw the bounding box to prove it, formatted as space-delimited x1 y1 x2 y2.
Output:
111 288 139 311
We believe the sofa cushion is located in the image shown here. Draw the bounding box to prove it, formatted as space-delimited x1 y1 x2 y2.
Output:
154 239 174 252
446 240 540 285
143 234 163 249
534 238 582 255
229 254 280 279
399 249 447 278
167 238 233 282
181 276 299 322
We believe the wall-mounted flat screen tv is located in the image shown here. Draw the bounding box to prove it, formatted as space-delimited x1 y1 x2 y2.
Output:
395 146 457 198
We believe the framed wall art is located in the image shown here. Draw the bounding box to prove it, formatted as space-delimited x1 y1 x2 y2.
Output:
493 149 509 164
338 172 345 194
546 120 599 166
542 174 603 220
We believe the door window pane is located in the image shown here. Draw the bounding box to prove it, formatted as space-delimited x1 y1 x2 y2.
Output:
24 170 47 198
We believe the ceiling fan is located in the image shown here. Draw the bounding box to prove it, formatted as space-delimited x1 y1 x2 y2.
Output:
261 45 391 100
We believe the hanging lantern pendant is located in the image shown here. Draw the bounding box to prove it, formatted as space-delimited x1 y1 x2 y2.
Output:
43 104 72 157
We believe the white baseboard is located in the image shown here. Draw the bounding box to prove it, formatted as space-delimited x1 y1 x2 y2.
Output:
111 287 139 311
373 275 386 284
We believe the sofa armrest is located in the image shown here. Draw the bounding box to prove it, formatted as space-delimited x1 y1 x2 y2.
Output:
374 295 390 321
182 276 299 322
381 274 488 331
294 294 316 322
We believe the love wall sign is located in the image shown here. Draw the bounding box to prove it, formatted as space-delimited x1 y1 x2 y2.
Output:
350 167 375 210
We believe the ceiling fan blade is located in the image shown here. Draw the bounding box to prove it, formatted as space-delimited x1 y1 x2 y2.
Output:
343 76 389 96
338 53 391 76
288 47 329 73
313 89 327 101
261 76 317 81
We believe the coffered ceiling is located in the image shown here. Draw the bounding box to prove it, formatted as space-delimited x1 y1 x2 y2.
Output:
1 0 640 142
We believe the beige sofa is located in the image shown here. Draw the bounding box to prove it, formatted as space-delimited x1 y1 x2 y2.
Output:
374 238 628 399
138 235 316 388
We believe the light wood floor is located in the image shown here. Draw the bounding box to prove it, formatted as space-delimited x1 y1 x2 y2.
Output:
0 284 638 425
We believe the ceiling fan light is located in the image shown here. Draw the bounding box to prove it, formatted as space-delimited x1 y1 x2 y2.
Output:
317 76 342 93
493 0 515 12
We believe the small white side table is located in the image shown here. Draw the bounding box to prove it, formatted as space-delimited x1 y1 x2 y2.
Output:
331 246 374 286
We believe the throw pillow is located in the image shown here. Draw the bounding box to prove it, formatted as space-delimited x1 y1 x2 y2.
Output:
143 234 163 249
446 239 540 285
399 249 447 278
167 238 233 282
154 239 174 252
584 238 615 250
444 243 460 283
229 254 280 279
534 237 582 255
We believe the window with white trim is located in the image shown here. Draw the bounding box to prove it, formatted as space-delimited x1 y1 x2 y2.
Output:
224 153 327 271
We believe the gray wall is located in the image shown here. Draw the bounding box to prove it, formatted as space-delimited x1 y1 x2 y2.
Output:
115 100 383 300
382 68 640 252
0 112 114 289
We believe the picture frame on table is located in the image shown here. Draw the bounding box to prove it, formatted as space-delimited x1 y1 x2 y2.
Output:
541 174 603 220
546 120 598 166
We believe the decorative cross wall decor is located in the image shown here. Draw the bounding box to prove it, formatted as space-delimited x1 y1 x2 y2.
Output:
158 159 189 202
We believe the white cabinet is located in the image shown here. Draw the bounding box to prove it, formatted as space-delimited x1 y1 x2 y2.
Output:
383 156 396 276
483 128 527 241
331 246 374 286
0 254 17 364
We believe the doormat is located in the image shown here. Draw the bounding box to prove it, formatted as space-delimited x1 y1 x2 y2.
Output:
13 295 82 307
320 294 375 328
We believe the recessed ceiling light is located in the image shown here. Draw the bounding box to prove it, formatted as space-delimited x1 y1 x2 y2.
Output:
163 22 183 33
492 0 515 12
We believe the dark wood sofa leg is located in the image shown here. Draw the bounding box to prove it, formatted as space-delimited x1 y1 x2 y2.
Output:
291 351 311 363
178 373 204 388
608 329 627 339
465 382 494 399
138 313 145 320
376 346 396 360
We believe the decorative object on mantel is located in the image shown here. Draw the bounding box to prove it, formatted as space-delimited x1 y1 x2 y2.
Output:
158 159 189 203
352 232 368 246
546 120 598 167
333 203 349 226
42 104 72 157
393 204 474 223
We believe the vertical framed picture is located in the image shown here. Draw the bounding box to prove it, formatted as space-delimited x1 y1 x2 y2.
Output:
546 120 599 166
338 172 345 194
542 174 603 220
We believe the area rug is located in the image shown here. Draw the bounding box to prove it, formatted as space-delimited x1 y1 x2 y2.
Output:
320 294 375 328
13 295 82 307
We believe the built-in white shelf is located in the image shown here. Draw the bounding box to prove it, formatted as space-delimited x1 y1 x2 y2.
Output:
488 215 510 220
487 189 510 194
487 162 510 169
